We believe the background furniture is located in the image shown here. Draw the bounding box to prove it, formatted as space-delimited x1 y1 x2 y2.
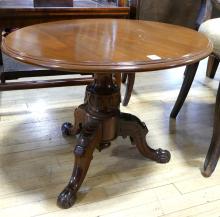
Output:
122 0 217 106
2 19 212 208
176 1 220 177
171 0 220 177
34 0 74 7
199 17 220 79
170 0 220 119
0 0 134 90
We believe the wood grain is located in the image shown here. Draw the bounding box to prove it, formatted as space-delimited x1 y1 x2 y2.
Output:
2 19 213 73
0 0 130 65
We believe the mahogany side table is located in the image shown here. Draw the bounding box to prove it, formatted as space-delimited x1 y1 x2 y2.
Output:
2 19 212 209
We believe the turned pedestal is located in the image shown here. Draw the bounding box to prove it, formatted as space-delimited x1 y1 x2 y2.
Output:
57 74 171 208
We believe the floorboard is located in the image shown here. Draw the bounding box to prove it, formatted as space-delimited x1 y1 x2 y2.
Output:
1 59 220 217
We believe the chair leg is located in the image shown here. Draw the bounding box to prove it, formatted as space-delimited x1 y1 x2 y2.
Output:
0 28 3 65
206 54 219 79
0 52 2 65
122 73 135 106
122 73 127 83
0 71 5 83
202 82 220 177
170 62 199 118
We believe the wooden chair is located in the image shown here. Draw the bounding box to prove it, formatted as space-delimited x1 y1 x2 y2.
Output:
170 0 220 118
200 1 220 79
195 1 220 177
122 0 213 106
171 0 220 177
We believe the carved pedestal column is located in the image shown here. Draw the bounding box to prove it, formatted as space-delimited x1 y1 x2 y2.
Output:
57 73 171 209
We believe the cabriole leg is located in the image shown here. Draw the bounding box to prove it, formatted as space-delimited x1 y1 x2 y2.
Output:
61 104 86 136
57 120 102 208
170 62 199 118
118 113 171 163
202 83 220 177
206 54 219 79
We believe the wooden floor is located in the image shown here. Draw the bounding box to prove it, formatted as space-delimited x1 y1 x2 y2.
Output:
1 59 220 217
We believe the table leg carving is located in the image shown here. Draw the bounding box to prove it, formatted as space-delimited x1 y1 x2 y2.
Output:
118 113 171 163
202 83 220 177
58 74 171 208
57 120 102 209
61 104 86 136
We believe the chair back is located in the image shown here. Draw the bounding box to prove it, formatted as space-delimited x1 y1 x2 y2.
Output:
137 0 211 29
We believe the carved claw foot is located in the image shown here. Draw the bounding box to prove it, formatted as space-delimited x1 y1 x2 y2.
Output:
61 105 86 137
118 112 171 163
58 120 102 208
57 186 77 209
61 122 76 136
155 148 171 163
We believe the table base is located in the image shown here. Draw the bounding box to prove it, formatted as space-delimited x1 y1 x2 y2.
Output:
57 74 171 209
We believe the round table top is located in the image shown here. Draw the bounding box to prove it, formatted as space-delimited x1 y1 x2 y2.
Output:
2 19 213 73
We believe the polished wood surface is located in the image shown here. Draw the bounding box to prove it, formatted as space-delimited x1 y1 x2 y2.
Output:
0 0 130 65
0 0 130 92
121 0 214 107
2 19 213 73
0 0 131 90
